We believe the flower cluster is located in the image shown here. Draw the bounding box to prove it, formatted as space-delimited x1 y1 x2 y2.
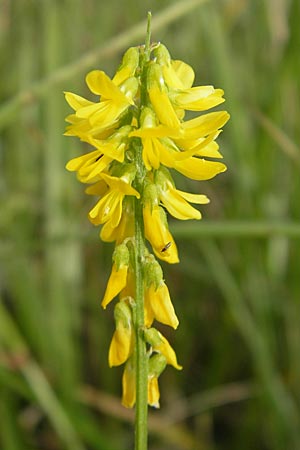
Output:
65 43 229 408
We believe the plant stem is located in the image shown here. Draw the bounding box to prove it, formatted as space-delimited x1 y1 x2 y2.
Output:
134 192 148 450
133 12 152 450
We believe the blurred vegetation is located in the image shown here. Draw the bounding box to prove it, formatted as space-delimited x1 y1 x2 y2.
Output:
1 0 300 449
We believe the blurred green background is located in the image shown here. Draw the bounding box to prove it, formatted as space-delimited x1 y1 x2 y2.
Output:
1 0 300 449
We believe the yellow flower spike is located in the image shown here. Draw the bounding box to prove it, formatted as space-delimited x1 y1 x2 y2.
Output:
144 328 182 370
122 358 136 408
109 301 133 367
64 35 229 419
145 282 179 329
101 243 130 309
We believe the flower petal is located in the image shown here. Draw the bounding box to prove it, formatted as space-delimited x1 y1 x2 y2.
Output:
175 189 210 205
143 205 179 263
108 325 132 367
160 188 201 220
86 70 126 101
64 92 93 111
148 87 180 129
174 157 227 181
182 111 230 139
163 60 195 89
101 264 128 309
147 376 160 408
146 283 179 329
122 359 136 408
153 333 182 370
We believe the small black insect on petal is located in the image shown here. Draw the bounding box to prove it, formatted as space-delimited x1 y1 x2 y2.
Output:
161 242 171 253
95 154 104 162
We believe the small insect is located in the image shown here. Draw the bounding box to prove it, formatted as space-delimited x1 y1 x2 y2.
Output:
95 154 103 162
161 242 171 253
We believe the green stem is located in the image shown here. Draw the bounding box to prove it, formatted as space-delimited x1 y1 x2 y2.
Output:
133 12 152 450
134 193 148 450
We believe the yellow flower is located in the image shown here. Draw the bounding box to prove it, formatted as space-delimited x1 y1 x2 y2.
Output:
129 107 228 178
144 328 182 370
64 71 138 139
154 44 195 90
144 282 179 329
102 263 128 309
122 354 168 409
109 301 133 367
147 353 168 408
143 204 178 263
66 125 132 184
153 333 182 370
64 112 117 142
147 63 180 129
155 168 210 220
100 197 135 243
102 243 130 309
129 107 178 170
122 358 136 408
169 85 225 112
147 376 160 408
66 150 111 183
88 170 140 228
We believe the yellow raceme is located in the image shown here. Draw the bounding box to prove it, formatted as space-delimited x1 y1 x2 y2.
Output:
65 42 229 408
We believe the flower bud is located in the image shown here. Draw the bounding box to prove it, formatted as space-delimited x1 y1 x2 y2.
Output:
148 353 167 378
144 255 163 290
113 47 139 86
139 106 157 129
113 243 130 270
153 43 171 66
143 180 159 209
108 301 133 367
144 328 182 370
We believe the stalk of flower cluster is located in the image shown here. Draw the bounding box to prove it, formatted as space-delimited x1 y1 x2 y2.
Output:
134 14 151 449
133 164 148 450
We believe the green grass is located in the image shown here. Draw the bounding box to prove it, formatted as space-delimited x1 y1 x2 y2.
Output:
1 0 300 449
